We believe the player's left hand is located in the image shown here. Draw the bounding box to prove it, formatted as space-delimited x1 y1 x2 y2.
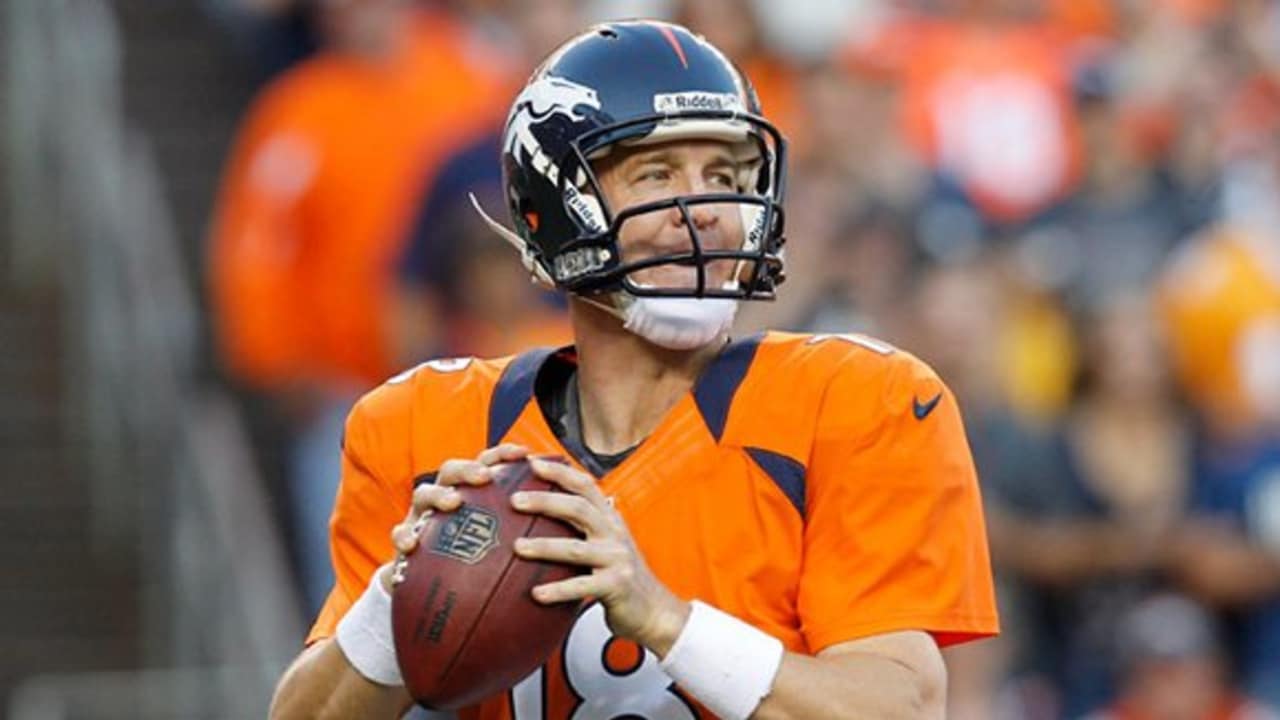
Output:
511 456 690 657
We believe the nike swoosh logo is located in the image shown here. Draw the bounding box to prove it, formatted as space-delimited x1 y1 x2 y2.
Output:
913 392 943 420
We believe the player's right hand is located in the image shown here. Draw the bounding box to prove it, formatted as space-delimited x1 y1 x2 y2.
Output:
379 443 531 593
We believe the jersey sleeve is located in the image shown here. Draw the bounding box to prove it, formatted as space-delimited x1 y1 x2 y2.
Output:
798 352 998 652
305 392 414 645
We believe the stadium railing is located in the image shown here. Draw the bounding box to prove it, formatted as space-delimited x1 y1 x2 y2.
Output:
5 0 303 716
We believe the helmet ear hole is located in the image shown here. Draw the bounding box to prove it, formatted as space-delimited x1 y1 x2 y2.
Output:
516 197 538 235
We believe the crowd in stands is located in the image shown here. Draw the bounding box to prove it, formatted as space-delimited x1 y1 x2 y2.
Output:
203 1 1280 717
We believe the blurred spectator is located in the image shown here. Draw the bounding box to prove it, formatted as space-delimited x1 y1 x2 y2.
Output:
1037 63 1187 308
964 288 1191 717
440 193 572 358
1162 193 1280 705
397 167 572 359
876 0 1086 228
393 0 582 363
800 202 916 337
1043 291 1191 715
1158 77 1280 438
203 0 321 82
1169 433 1280 710
797 61 924 207
207 0 513 615
1083 593 1277 720
394 132 500 363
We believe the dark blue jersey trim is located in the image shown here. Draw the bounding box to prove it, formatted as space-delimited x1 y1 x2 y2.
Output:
745 447 805 517
488 347 557 447
692 333 763 442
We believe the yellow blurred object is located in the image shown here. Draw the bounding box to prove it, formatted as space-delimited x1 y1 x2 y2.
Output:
1001 293 1078 424
1158 226 1280 435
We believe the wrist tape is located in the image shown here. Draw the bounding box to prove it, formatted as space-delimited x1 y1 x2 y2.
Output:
659 600 785 720
334 571 403 686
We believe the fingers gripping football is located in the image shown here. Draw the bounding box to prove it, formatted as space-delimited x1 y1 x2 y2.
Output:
380 444 530 592
512 457 686 651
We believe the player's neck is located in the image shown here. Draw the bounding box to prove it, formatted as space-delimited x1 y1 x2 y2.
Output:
569 299 724 455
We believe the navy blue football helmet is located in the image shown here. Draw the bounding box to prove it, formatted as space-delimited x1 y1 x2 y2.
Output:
490 20 787 300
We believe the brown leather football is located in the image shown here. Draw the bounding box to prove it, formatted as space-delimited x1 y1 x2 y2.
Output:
391 458 585 709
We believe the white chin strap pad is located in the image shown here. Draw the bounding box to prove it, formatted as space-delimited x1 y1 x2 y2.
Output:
620 295 738 350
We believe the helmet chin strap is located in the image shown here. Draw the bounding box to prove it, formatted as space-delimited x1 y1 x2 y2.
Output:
575 291 739 351
616 293 738 350
575 292 627 321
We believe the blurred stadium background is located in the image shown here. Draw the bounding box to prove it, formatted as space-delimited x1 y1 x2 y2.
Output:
2 0 1279 718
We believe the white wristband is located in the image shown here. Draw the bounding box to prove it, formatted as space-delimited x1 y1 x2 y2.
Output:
335 572 403 686
659 600 784 720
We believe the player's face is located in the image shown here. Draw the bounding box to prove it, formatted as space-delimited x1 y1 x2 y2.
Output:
594 139 747 292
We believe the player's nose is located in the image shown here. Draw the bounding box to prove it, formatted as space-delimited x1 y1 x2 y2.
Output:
670 195 719 231
663 165 723 231
684 203 718 231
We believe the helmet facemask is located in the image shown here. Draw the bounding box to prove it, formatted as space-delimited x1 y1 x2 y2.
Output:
543 109 788 302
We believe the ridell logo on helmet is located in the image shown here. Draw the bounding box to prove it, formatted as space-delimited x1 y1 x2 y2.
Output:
653 92 744 114
564 184 606 233
745 205 767 249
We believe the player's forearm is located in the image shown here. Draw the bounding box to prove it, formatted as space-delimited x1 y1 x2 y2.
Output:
269 639 412 720
751 649 945 720
648 599 946 720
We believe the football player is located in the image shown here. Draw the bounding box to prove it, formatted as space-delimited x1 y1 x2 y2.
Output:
270 21 998 720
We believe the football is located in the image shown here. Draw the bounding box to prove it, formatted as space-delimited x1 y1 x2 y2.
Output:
391 458 585 709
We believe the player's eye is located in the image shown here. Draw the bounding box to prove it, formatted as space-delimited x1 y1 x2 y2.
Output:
708 171 736 188
634 167 671 184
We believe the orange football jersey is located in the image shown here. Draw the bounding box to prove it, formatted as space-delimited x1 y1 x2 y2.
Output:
308 331 998 719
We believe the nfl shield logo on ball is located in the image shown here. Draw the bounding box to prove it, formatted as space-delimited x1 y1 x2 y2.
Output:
431 505 499 564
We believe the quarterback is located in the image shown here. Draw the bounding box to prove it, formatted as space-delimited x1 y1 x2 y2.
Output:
270 21 998 720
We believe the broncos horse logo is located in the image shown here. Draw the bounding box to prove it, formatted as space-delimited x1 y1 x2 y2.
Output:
504 75 604 188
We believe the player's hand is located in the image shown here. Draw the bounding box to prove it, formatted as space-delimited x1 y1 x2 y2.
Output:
511 457 691 657
379 443 531 593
